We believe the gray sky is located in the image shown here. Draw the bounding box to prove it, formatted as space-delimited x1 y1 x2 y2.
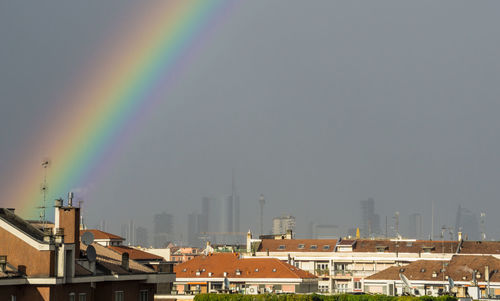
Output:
1 1 500 240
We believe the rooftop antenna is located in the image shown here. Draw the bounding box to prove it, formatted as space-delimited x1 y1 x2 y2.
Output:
394 211 400 238
259 194 265 236
39 158 51 230
78 199 85 230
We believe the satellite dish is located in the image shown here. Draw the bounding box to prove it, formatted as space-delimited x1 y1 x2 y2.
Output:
400 273 412 288
86 245 97 262
448 277 455 289
81 231 95 246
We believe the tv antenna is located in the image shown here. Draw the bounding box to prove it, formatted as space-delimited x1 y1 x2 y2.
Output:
39 158 51 229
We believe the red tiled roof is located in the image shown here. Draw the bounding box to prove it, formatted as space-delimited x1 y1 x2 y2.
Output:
108 246 164 261
80 229 124 240
175 253 316 279
258 239 338 252
366 255 500 282
353 239 459 253
80 243 154 275
459 241 500 254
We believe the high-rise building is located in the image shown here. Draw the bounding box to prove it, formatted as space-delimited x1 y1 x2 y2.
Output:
154 212 174 248
408 213 423 239
272 215 296 234
225 195 234 233
360 198 381 237
135 226 149 247
455 205 479 241
187 211 202 247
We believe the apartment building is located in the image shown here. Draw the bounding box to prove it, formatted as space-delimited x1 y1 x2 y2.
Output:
0 199 174 301
245 231 500 294
172 253 317 295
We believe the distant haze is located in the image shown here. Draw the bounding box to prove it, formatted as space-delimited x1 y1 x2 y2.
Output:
1 1 500 241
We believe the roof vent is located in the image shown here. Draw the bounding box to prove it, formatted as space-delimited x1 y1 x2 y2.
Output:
235 269 241 276
0 256 6 272
420 268 426 273
208 272 213 276
121 252 129 271
432 271 438 278
272 268 277 272
255 268 259 272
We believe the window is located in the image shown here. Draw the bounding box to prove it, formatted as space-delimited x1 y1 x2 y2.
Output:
322 245 330 250
278 245 286 250
354 281 362 290
310 245 318 250
78 294 87 301
69 293 75 301
139 290 148 301
298 244 305 249
115 291 124 301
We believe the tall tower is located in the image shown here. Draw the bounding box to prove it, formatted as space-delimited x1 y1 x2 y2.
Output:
259 194 265 235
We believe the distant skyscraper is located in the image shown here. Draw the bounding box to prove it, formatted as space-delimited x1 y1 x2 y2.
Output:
154 212 174 248
135 226 149 247
455 205 479 240
360 198 381 237
272 215 296 234
187 211 202 247
225 195 234 233
408 213 423 239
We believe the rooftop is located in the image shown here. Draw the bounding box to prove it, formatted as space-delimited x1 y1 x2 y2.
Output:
175 253 316 279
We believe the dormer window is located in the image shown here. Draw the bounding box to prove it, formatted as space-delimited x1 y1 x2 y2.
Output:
422 246 434 253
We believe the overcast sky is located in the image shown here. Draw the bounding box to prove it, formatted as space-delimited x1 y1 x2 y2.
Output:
1 1 500 240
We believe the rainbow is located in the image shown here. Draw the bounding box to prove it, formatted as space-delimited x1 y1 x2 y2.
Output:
2 0 236 218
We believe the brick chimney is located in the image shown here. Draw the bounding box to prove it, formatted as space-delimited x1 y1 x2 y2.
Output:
55 194 81 258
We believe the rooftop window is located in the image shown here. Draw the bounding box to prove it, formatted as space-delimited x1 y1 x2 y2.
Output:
322 245 330 250
298 244 305 249
310 245 318 250
278 245 286 250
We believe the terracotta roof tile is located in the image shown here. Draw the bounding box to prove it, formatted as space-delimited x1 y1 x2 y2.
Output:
80 229 124 240
108 246 164 261
80 243 154 275
175 253 316 279
258 239 337 252
366 255 500 282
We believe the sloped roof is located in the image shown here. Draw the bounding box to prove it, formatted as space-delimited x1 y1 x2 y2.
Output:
459 241 500 254
108 246 164 261
366 255 500 282
80 229 124 240
258 239 337 252
80 243 154 275
175 253 316 279
353 239 459 253
0 208 46 242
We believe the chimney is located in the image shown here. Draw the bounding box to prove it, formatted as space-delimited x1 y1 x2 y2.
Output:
121 253 129 271
55 194 80 258
246 230 252 253
68 192 74 207
286 229 293 239
0 256 6 273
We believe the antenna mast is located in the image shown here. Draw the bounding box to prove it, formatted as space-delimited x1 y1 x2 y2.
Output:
40 159 50 230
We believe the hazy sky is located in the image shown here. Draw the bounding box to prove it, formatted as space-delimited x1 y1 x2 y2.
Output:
1 1 500 239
